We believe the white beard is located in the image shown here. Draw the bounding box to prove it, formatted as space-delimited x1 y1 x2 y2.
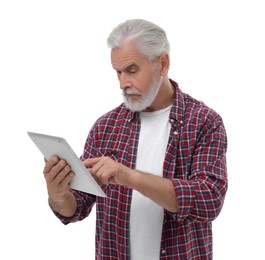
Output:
122 74 162 112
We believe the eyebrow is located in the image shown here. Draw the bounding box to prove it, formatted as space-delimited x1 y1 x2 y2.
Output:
113 63 139 72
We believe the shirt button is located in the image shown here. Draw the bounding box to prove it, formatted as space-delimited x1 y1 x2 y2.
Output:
172 214 177 220
161 249 166 254
173 131 179 135
180 120 183 124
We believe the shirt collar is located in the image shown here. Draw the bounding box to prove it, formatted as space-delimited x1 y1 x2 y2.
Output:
169 79 185 124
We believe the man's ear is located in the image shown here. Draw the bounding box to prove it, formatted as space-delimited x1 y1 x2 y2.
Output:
159 53 170 76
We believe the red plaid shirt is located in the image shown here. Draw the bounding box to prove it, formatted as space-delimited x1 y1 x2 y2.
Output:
56 80 228 259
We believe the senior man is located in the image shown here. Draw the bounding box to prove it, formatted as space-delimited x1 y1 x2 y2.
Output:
44 19 228 259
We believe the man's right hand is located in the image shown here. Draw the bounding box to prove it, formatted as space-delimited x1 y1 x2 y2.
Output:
43 156 75 202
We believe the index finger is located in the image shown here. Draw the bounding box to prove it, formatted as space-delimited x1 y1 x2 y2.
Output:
43 156 60 174
83 157 103 168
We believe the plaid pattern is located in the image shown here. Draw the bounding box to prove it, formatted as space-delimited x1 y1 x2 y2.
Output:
56 79 228 259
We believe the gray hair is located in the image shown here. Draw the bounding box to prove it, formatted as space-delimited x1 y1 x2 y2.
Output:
107 19 170 61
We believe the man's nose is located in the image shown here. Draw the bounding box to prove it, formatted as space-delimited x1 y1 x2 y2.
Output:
119 72 131 90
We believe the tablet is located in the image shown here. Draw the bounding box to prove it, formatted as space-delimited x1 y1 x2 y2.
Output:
27 131 106 197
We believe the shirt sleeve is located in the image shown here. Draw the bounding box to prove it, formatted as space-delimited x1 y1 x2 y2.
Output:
169 114 228 223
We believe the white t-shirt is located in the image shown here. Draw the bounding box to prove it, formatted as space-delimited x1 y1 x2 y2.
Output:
130 105 172 260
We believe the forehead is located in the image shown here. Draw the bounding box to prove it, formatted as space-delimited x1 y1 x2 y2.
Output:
111 43 150 70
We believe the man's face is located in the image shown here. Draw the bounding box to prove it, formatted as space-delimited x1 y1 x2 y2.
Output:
111 43 162 112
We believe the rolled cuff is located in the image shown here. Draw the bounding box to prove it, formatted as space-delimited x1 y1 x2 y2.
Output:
51 189 96 225
167 179 196 223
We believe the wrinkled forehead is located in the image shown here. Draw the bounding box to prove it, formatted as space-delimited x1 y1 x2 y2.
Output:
111 43 150 71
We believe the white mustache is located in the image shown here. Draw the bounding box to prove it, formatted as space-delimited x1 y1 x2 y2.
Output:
123 88 141 96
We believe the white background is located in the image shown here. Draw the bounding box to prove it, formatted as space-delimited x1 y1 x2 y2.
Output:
1 0 264 259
